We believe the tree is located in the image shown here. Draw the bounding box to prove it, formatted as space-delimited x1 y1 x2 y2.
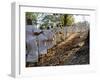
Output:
41 14 56 29
26 12 36 25
26 12 75 28
63 14 75 26
26 12 40 25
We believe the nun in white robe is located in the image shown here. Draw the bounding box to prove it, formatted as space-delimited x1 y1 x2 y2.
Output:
26 26 38 62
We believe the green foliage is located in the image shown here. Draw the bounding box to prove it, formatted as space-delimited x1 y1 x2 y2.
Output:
39 26 45 30
41 14 56 28
26 12 75 27
26 12 36 20
26 12 40 25
63 14 75 26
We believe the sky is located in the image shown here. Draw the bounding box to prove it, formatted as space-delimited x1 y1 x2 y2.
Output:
74 15 90 23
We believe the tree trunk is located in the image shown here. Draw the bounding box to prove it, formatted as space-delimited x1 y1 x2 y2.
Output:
64 14 68 26
26 19 32 25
